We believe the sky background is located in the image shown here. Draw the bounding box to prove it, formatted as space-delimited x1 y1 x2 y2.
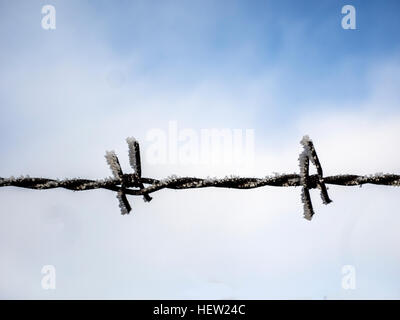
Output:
1 0 400 299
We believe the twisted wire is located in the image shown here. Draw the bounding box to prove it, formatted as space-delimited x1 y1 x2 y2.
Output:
1 136 399 220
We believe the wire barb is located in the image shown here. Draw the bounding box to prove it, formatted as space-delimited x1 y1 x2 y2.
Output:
105 150 132 214
299 145 314 220
126 137 152 203
105 151 123 180
299 135 332 220
117 190 131 215
126 137 141 176
1 136 399 220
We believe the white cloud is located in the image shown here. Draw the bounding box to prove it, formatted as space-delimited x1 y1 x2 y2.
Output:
1 1 400 299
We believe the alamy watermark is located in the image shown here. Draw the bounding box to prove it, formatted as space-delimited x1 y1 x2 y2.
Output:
145 121 255 166
341 265 356 290
41 265 56 290
341 5 356 30
41 5 56 30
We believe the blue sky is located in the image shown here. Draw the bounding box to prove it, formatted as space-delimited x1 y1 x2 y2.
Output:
2 0 400 148
1 0 400 299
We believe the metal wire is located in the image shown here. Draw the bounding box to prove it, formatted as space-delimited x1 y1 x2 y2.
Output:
1 136 399 220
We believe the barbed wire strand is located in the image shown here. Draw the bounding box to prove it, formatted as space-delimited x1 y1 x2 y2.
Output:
1 136 399 220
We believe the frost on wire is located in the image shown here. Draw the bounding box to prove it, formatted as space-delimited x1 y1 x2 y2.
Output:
1 135 400 220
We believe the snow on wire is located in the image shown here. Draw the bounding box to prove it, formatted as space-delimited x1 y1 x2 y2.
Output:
1 135 400 220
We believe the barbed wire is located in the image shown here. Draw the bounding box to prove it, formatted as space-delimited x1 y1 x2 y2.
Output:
1 136 399 220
